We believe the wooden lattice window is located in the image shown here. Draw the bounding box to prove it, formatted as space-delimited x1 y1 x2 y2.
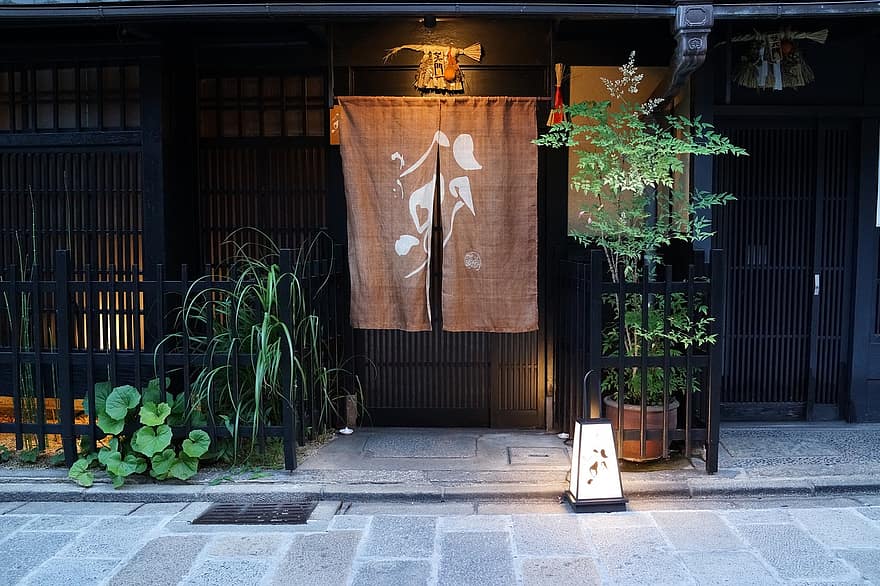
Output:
199 74 325 138
0 64 140 133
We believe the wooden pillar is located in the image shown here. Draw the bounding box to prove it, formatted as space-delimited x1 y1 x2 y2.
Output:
140 55 166 280
847 27 880 422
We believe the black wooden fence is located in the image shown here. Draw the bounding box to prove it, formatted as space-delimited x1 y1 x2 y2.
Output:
556 249 725 473
0 242 347 470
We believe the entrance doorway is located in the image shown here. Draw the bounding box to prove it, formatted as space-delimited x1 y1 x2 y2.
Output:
713 118 858 421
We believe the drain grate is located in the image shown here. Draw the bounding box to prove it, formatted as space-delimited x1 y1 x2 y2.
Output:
192 502 318 525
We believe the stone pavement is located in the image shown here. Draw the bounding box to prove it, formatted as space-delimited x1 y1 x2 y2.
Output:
3 422 879 504
1 496 880 585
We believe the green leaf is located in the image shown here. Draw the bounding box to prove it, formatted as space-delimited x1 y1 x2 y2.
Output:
110 472 125 489
181 430 211 458
169 452 199 481
139 402 172 426
18 448 39 463
170 392 186 420
131 425 172 457
0 445 11 463
149 468 169 481
150 448 177 476
142 377 171 406
105 385 141 420
98 442 117 467
220 414 234 435
97 412 125 436
83 381 112 416
68 458 95 487
104 452 146 478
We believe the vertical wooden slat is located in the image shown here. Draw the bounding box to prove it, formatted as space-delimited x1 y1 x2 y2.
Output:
9 265 24 449
55 250 76 465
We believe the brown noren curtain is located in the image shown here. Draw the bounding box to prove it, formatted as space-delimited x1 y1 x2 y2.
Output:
339 96 537 333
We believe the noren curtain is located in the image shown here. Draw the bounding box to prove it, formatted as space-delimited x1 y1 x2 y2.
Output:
339 96 537 333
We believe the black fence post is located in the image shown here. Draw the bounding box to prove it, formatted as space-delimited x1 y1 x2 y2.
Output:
588 250 604 420
278 249 298 471
55 250 76 466
707 249 726 474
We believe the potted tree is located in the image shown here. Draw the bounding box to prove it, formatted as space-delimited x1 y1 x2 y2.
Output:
536 53 746 460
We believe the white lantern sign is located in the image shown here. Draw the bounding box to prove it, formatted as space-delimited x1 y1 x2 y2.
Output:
567 418 627 513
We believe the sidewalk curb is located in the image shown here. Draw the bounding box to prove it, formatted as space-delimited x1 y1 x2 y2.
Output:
1 475 877 503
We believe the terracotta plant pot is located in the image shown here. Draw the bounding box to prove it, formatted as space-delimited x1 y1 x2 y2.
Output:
603 396 679 462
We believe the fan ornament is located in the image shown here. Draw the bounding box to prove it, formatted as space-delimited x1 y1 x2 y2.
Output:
384 43 483 93
732 28 828 91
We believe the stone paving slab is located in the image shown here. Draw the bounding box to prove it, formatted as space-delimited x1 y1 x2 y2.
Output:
351 559 432 586
130 503 190 516
521 557 601 586
13 501 142 515
0 501 23 514
23 514 100 531
837 549 880 584
511 514 592 556
735 523 860 582
652 510 745 551
0 498 878 584
182 558 270 586
790 507 880 548
678 551 781 585
19 557 120 586
360 515 436 558
363 433 478 459
268 530 362 586
0 530 76 583
438 531 516 586
109 535 209 586
61 516 163 559
590 525 694 584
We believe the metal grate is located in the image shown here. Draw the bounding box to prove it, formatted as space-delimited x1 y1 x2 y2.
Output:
192 502 318 525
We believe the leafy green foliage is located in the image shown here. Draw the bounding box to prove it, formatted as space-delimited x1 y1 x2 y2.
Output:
131 425 173 457
535 57 745 274
535 52 745 406
97 412 125 436
139 402 172 426
169 453 200 481
182 430 211 458
140 377 171 406
0 445 11 463
150 449 176 479
68 454 97 487
68 380 212 489
18 447 39 463
157 228 361 463
104 385 140 420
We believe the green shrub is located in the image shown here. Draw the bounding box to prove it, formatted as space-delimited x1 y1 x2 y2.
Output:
69 379 211 488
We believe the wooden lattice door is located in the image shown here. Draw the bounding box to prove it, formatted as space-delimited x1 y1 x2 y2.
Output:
714 118 857 421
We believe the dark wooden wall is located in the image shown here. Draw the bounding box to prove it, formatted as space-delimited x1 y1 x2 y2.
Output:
696 18 880 422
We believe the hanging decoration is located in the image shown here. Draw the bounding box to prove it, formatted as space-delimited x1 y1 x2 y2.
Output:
546 63 566 126
731 28 828 91
384 43 483 93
